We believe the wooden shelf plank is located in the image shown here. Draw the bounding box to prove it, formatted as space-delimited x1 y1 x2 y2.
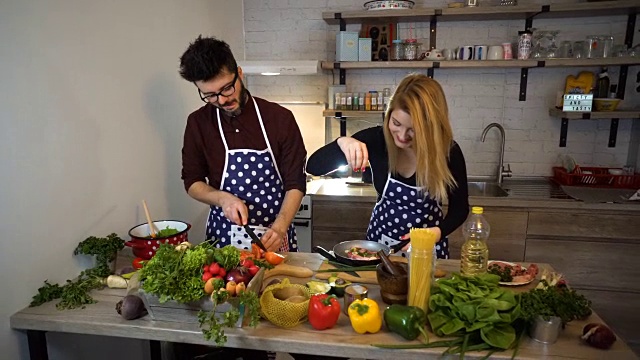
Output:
544 57 640 67
323 110 385 118
322 8 435 24
543 0 640 19
323 1 639 24
549 108 640 119
438 4 542 21
321 61 434 70
322 58 640 70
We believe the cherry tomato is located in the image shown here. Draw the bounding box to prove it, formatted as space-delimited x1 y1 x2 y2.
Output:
218 267 226 278
202 271 213 282
202 264 209 272
213 275 223 280
248 265 260 276
240 259 254 269
265 252 285 265
132 258 145 269
209 262 220 275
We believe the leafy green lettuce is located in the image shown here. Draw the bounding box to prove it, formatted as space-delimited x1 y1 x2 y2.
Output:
427 273 520 350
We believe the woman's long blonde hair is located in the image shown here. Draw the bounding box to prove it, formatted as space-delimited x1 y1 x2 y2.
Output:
383 74 456 201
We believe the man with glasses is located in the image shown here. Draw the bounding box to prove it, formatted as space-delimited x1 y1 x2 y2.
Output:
179 36 307 255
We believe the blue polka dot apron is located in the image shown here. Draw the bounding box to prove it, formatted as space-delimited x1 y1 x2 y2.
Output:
205 98 296 252
366 174 449 259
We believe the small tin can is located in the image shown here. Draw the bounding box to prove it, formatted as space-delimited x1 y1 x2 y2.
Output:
517 30 532 60
344 284 368 315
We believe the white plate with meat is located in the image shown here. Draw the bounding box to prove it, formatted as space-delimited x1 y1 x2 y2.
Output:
488 261 539 286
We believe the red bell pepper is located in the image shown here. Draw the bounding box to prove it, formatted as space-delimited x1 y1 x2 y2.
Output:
308 294 341 330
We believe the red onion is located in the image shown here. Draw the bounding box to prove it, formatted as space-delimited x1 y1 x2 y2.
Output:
225 267 252 285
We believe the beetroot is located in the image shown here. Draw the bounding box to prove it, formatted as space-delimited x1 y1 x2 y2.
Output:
116 295 147 320
582 323 616 349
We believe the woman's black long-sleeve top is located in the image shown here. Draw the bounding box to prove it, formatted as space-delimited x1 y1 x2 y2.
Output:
306 126 470 238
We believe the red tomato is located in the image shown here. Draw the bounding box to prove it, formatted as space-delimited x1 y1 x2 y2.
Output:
213 275 223 280
218 267 226 278
202 271 213 282
240 259 254 269
265 252 285 265
248 265 260 276
132 258 145 269
209 262 220 275
202 264 209 272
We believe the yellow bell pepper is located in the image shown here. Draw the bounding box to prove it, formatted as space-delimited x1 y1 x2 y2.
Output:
347 298 382 334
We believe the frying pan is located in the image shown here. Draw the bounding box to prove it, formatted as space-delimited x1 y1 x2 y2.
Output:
313 240 406 267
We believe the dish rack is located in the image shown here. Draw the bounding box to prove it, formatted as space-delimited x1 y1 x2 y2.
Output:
552 166 640 189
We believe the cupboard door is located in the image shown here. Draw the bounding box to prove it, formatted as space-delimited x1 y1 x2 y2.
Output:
525 238 640 292
312 202 374 230
528 212 640 240
448 210 527 262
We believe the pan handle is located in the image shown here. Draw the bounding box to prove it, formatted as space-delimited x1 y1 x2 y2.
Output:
390 241 408 254
313 246 337 262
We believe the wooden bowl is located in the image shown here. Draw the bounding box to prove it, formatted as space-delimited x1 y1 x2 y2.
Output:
380 290 407 305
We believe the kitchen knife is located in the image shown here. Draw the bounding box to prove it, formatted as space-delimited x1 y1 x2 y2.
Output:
244 225 268 252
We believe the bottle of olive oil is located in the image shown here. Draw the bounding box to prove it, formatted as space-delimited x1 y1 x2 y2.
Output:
460 206 490 276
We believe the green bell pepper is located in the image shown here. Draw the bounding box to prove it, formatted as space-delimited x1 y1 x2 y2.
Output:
383 304 430 342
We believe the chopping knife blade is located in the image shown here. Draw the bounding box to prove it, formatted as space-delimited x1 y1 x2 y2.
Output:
244 225 268 252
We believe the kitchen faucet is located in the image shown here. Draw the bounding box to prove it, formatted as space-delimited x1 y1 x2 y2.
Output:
481 123 512 185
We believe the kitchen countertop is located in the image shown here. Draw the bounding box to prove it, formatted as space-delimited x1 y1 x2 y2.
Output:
10 253 638 360
308 178 640 213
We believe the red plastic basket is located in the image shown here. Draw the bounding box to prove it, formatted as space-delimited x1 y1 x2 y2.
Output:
552 166 640 189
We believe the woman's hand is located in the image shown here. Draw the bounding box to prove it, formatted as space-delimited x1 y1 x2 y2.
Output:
337 137 369 172
400 227 442 251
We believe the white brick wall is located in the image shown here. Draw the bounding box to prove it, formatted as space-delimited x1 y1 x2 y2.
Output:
243 0 640 177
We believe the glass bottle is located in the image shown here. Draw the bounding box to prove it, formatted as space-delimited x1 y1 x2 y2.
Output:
334 93 341 110
370 91 378 110
365 92 372 111
595 68 610 98
383 88 391 110
390 39 404 61
358 92 365 110
460 206 490 276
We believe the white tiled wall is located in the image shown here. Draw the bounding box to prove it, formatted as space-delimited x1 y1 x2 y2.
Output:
243 0 640 177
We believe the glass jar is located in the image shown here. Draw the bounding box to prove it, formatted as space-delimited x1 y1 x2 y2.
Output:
403 39 421 61
390 39 404 61
601 36 614 58
407 246 436 313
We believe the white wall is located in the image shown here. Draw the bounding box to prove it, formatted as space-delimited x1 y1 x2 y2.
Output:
243 0 640 177
0 1 243 359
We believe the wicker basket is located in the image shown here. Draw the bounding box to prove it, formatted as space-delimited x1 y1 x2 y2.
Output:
552 166 640 189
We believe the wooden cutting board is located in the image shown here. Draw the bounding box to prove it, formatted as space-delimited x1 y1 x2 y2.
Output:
314 257 409 285
314 262 379 284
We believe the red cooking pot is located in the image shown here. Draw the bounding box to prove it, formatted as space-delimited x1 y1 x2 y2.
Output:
126 220 191 260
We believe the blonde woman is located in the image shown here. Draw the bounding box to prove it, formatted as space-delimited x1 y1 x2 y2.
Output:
306 74 469 258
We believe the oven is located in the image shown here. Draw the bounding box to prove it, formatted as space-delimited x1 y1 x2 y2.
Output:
294 195 312 252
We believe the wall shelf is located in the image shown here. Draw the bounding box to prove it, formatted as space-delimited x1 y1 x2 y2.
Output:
549 108 640 148
322 1 639 23
321 58 640 70
323 110 385 118
549 108 640 120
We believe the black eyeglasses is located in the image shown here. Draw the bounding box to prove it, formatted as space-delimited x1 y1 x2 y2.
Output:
198 70 238 103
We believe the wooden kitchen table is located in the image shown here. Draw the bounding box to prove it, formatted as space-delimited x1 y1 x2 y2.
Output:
10 253 639 360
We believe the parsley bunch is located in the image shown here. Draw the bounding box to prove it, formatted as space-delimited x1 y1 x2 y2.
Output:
140 242 212 303
74 233 125 277
198 289 260 346
520 281 592 324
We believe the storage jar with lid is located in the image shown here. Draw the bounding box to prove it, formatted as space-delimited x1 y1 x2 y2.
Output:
403 39 421 60
390 39 404 61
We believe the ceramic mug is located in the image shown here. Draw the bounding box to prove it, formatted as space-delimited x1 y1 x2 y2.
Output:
474 45 488 60
442 48 454 60
487 45 504 60
425 48 444 60
458 45 474 60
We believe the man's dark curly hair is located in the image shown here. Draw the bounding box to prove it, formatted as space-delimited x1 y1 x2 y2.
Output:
179 35 237 82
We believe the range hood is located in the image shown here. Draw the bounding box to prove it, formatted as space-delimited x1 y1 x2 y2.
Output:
237 60 320 76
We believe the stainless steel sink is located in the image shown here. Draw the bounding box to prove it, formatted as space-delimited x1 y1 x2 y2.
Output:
467 181 509 197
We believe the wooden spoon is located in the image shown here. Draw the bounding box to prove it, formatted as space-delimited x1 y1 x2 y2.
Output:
142 200 159 238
